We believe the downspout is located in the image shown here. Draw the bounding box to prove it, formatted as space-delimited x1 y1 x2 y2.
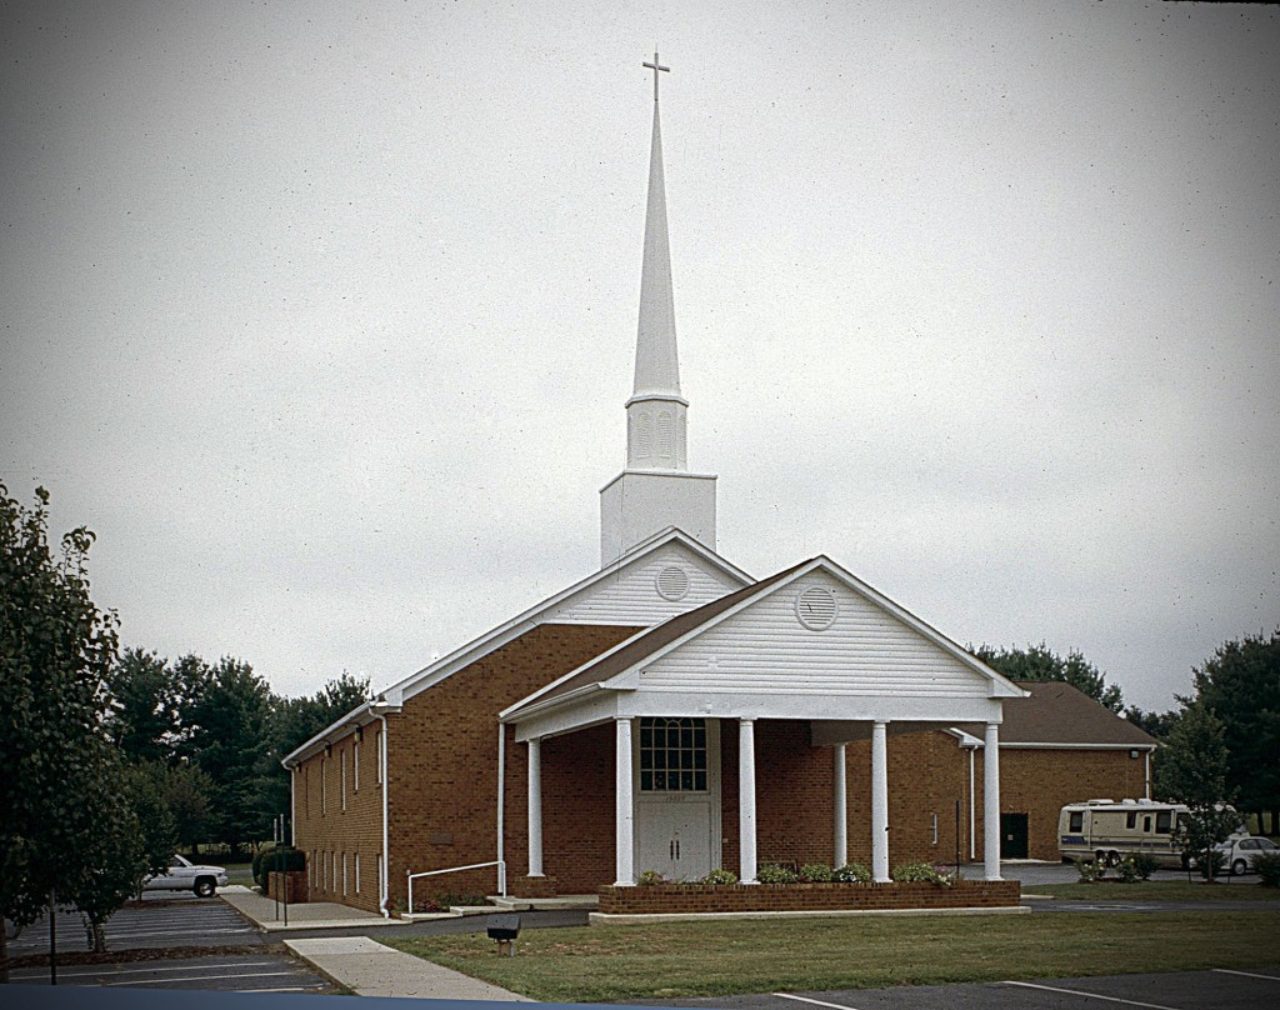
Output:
378 712 390 918
1144 750 1152 800
496 723 507 896
290 767 296 847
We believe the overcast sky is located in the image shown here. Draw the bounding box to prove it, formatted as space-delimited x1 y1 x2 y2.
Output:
2 1 1276 713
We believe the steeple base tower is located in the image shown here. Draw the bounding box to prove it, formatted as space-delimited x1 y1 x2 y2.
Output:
600 469 717 565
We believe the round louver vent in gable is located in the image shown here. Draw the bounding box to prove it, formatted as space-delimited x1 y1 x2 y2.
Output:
655 566 690 601
795 585 838 631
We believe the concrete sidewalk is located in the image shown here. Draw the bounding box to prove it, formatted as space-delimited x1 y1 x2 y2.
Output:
219 885 406 931
285 935 531 1000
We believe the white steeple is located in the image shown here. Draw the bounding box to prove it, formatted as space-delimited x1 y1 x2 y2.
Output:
601 53 717 565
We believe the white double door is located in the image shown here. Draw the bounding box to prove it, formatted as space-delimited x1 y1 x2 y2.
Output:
633 718 721 881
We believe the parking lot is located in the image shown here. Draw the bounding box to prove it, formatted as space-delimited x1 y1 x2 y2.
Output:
648 969 1280 1010
7 951 332 993
5 894 260 957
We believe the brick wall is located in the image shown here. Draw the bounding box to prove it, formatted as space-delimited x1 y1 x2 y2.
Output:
385 624 639 909
598 879 1021 915
978 747 1151 860
291 720 385 912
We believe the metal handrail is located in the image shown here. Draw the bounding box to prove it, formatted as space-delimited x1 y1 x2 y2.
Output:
406 859 506 915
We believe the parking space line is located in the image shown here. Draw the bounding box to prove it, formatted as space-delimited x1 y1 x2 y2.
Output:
1000 981 1180 1009
106 971 305 987
1211 969 1280 981
772 993 864 1010
237 986 326 993
9 961 279 981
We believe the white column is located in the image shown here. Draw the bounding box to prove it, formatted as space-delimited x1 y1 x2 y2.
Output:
871 720 890 883
527 737 543 877
614 718 635 886
832 744 848 868
984 722 1002 881
739 718 758 884
968 746 976 861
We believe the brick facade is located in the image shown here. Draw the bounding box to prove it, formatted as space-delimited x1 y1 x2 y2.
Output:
293 623 1150 910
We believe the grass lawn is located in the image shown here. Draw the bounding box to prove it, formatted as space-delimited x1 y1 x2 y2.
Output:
385 910 1280 1002
1024 881 1280 901
222 862 255 887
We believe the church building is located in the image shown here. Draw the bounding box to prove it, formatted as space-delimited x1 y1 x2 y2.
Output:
283 59 1155 915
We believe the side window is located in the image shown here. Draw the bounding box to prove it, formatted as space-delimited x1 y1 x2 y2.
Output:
1069 812 1083 833
1125 812 1136 829
1143 816 1152 833
1156 811 1172 833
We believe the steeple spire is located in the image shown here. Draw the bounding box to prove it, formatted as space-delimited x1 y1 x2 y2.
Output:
600 53 718 566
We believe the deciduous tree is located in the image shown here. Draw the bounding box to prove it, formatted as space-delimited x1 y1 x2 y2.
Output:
971 642 1124 711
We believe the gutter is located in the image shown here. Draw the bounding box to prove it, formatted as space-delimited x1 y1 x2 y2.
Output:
376 708 391 918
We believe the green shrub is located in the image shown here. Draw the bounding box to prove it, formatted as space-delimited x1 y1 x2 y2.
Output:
799 863 833 883
636 869 666 886
1255 851 1280 887
1115 857 1139 883
255 846 305 888
1074 857 1105 882
701 868 739 885
891 862 953 886
832 862 871 883
756 863 799 884
1131 852 1159 880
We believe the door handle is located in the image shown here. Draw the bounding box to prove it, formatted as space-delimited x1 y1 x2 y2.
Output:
676 839 680 859
669 840 674 860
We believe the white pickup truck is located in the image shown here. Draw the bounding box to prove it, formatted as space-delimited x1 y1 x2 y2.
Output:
142 854 229 897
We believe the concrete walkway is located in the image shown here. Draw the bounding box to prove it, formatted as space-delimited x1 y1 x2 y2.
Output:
219 885 403 931
284 935 531 1001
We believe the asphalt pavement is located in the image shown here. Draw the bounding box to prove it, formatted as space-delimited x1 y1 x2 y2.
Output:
6 952 332 993
4 894 260 957
636 968 1280 1010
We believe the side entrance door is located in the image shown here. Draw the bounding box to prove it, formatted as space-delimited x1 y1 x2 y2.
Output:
634 717 721 881
1001 812 1029 859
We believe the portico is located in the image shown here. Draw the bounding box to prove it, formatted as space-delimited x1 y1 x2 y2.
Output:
502 556 1024 892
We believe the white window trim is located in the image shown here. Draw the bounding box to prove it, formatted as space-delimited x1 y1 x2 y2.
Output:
342 852 348 895
341 748 348 811
353 740 360 792
355 853 361 894
321 758 327 814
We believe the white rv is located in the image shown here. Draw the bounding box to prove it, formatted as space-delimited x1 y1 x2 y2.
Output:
1058 798 1190 867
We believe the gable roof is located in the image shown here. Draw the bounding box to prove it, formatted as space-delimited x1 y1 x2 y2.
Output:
985 680 1158 748
502 555 1024 721
283 527 749 767
501 560 811 717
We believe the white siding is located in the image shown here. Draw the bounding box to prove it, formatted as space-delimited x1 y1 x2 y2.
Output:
640 570 989 697
544 543 741 626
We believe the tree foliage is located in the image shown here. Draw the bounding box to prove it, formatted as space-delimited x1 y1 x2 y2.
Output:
1191 629 1280 829
971 641 1124 711
0 483 131 969
1159 700 1238 881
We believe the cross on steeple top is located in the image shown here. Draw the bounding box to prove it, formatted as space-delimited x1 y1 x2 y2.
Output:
643 50 669 103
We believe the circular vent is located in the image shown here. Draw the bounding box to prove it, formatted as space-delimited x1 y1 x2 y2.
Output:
655 566 690 601
795 586 838 631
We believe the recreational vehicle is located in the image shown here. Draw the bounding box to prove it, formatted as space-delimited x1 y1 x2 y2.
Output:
1058 798 1191 867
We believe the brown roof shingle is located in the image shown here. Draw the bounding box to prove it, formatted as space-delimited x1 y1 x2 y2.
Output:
968 680 1157 747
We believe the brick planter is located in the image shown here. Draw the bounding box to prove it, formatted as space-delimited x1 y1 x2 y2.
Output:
598 879 1020 915
266 869 308 904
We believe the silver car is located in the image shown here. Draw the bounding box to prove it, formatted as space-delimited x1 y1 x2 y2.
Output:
142 854 229 897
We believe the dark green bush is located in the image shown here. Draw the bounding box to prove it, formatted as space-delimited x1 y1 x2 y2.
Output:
1131 852 1159 880
636 869 666 886
757 863 799 884
891 862 954 886
254 846 305 888
700 868 739 885
1254 851 1280 887
799 863 833 882
1074 857 1105 882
